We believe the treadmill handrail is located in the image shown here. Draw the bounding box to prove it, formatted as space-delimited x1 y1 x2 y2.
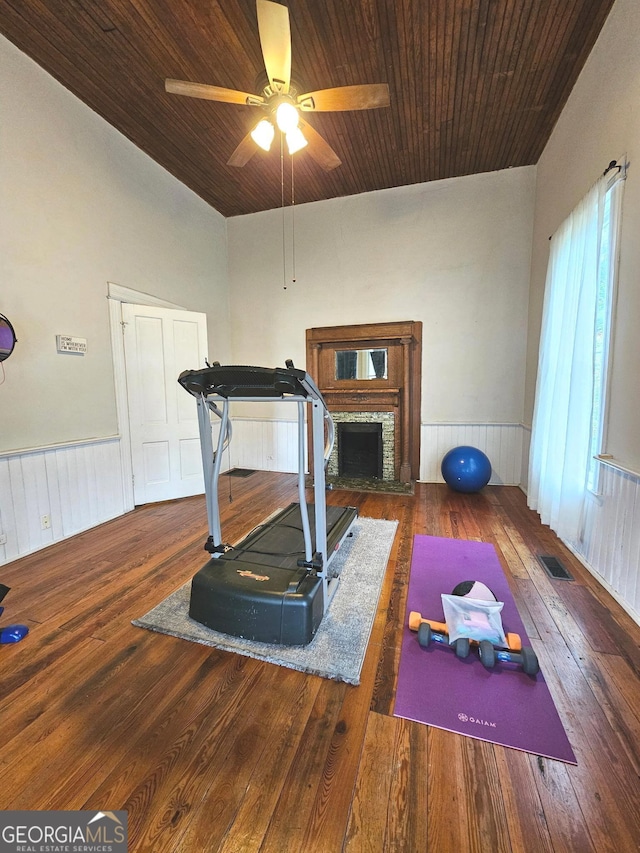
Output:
198 394 309 403
324 409 335 463
207 399 232 456
180 362 335 570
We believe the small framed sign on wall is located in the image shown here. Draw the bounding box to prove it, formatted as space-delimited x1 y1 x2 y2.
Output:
56 335 88 355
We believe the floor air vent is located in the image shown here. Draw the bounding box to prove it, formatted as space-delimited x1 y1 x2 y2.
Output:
537 555 574 581
227 468 256 478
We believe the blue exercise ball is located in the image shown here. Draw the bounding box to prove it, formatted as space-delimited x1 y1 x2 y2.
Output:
441 446 492 493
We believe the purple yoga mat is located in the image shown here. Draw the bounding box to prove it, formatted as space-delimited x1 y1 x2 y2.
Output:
394 535 576 763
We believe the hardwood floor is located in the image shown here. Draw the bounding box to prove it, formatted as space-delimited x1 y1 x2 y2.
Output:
1 472 639 852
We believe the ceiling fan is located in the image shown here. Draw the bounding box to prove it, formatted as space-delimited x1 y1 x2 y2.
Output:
165 0 390 171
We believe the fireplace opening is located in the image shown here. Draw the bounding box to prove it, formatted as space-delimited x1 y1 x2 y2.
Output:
338 422 383 479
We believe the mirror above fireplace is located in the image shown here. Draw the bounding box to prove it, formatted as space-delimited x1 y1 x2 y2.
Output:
335 348 387 380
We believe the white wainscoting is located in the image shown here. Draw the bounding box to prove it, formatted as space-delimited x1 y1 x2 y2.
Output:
577 462 640 623
520 429 640 625
420 423 524 485
520 423 531 494
0 436 128 566
229 418 301 474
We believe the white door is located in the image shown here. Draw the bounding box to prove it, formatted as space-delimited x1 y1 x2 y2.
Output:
122 303 208 504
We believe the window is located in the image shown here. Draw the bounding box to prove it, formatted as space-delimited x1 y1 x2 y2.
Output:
528 165 625 543
587 176 625 492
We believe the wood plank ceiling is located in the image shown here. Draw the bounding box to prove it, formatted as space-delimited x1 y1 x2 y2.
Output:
0 0 615 218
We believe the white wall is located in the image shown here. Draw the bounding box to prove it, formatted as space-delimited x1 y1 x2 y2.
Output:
0 34 230 453
0 35 230 564
227 167 536 460
526 0 640 622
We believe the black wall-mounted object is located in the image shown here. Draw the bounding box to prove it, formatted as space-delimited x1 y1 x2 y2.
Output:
0 314 17 362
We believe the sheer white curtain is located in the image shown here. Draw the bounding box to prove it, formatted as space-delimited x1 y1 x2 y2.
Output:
528 176 607 544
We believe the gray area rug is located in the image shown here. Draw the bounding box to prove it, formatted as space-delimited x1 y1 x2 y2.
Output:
132 517 398 685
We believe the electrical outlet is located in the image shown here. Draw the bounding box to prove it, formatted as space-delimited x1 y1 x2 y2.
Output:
0 533 7 546
41 514 51 530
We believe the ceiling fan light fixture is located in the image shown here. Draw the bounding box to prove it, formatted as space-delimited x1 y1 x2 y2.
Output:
275 101 299 133
250 118 275 151
166 0 388 174
286 126 308 155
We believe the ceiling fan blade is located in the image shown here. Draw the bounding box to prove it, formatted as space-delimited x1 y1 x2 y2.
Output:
256 0 291 95
165 79 264 106
298 119 341 171
297 83 390 112
227 132 258 168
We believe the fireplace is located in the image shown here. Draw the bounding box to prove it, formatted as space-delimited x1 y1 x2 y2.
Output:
338 422 383 479
328 411 395 481
307 321 422 483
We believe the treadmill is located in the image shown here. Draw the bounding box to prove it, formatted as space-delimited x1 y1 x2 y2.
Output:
178 361 358 645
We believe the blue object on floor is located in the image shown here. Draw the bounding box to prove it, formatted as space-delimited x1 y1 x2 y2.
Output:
1 583 29 643
0 624 29 643
441 445 492 493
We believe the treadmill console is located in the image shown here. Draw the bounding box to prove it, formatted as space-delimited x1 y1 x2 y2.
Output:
178 363 310 400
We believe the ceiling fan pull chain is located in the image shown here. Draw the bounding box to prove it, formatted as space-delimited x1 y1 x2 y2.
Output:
291 156 297 286
281 133 287 290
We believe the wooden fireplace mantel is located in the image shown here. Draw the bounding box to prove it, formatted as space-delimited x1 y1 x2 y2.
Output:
306 321 422 482
322 388 401 408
